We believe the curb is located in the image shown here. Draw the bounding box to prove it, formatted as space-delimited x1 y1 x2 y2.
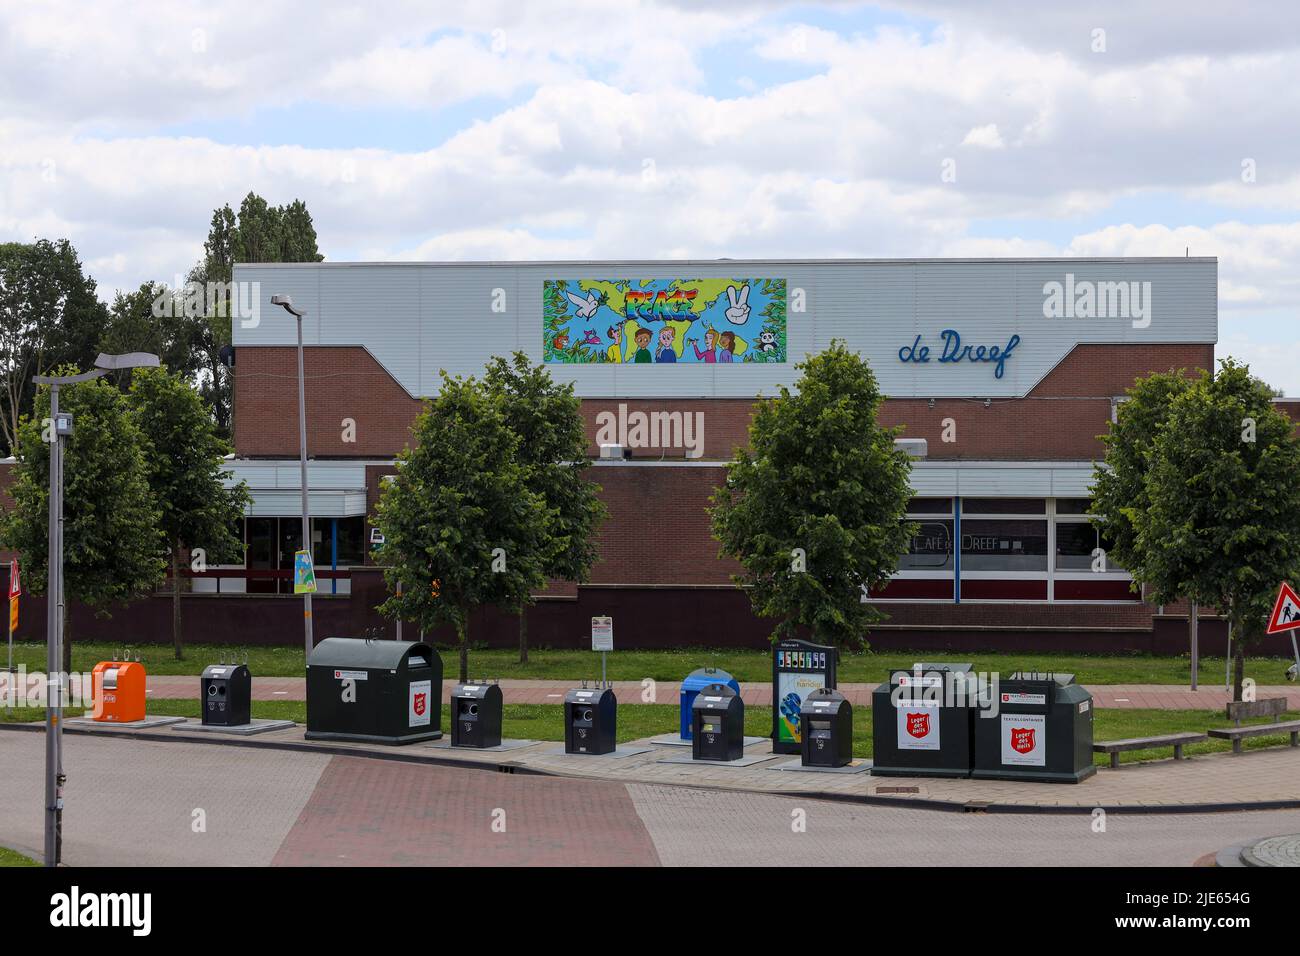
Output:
5 721 1300 817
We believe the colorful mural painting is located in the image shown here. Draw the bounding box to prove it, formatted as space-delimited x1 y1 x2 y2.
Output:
543 278 788 365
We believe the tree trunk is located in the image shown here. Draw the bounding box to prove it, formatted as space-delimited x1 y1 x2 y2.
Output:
172 541 184 661
1233 637 1246 703
458 614 469 684
519 608 528 664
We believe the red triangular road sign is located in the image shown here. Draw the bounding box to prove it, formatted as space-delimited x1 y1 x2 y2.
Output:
1266 582 1300 634
7 559 18 599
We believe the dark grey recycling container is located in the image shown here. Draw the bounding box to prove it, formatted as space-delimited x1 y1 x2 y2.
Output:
800 687 853 768
200 663 252 727
972 672 1095 783
691 683 745 762
305 637 443 745
450 682 504 749
871 662 979 778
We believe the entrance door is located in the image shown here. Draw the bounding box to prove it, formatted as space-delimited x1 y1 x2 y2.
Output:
278 519 304 595
246 517 277 594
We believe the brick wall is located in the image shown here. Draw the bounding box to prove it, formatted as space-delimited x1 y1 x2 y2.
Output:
234 347 422 458
235 343 1214 461
583 464 740 585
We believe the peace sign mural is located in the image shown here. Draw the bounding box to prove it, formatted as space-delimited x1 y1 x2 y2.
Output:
543 277 787 365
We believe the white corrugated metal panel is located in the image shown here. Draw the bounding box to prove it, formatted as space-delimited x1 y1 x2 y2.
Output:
233 258 1216 400
222 460 370 490
909 461 1100 498
244 490 368 517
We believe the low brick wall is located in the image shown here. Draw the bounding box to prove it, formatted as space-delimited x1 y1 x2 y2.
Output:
13 577 1292 658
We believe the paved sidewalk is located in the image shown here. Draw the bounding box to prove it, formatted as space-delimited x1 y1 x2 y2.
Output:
20 717 1300 811
141 674 1300 710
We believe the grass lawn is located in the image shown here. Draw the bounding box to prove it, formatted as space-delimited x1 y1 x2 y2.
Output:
5 641 1296 686
4 697 1296 766
0 846 38 867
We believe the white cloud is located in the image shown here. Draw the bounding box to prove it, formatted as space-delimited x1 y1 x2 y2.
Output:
962 124 1004 149
0 0 1296 397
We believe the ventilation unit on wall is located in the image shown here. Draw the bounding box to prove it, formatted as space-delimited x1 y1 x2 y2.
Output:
599 444 632 460
894 438 928 459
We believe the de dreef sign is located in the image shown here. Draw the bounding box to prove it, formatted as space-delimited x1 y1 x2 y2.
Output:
898 329 1022 380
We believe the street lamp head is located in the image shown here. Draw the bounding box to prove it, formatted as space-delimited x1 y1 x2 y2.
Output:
93 352 160 371
271 294 305 318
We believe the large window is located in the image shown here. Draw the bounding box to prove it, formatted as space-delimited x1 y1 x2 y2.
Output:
1054 499 1125 572
880 496 1136 603
960 517 1048 572
311 516 366 567
899 499 954 571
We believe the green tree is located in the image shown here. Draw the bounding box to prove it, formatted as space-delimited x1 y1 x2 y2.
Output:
709 340 915 648
1090 369 1194 585
1136 360 1300 700
484 352 607 663
98 282 211 390
0 239 108 455
188 193 325 437
374 373 553 682
129 368 251 660
2 372 165 671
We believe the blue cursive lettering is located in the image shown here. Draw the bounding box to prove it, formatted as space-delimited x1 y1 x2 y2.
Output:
898 334 931 364
899 330 1021 379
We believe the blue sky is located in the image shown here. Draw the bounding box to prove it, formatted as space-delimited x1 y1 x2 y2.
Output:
2 0 1298 388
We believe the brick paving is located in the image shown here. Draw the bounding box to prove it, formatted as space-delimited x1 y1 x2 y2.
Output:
272 755 660 866
142 674 1300 709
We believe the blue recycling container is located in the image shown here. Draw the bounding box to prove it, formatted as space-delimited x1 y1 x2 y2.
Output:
679 667 740 740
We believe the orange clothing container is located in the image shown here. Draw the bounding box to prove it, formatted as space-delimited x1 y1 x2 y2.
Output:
90 661 147 722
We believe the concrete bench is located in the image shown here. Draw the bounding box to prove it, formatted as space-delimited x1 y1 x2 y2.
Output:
1093 732 1207 769
1208 720 1300 754
1225 698 1288 723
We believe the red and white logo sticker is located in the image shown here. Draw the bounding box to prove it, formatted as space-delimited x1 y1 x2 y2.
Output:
896 701 940 751
1000 713 1046 766
409 680 432 728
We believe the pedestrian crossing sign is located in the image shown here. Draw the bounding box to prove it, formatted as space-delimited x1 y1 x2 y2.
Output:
294 549 317 594
1266 581 1300 635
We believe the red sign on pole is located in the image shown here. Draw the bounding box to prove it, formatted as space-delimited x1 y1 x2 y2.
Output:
1266 581 1300 635
7 559 18 599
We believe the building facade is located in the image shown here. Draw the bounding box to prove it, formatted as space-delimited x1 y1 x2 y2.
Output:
199 256 1286 652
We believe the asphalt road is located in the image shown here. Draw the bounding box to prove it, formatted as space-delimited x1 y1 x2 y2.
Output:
1 731 1297 867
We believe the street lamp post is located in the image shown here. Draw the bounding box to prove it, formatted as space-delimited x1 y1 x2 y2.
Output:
271 295 313 659
33 351 159 867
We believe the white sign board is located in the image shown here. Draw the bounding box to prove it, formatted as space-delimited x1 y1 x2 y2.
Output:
1000 692 1046 706
1000 713 1047 766
896 700 942 751
591 616 614 652
408 680 431 727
